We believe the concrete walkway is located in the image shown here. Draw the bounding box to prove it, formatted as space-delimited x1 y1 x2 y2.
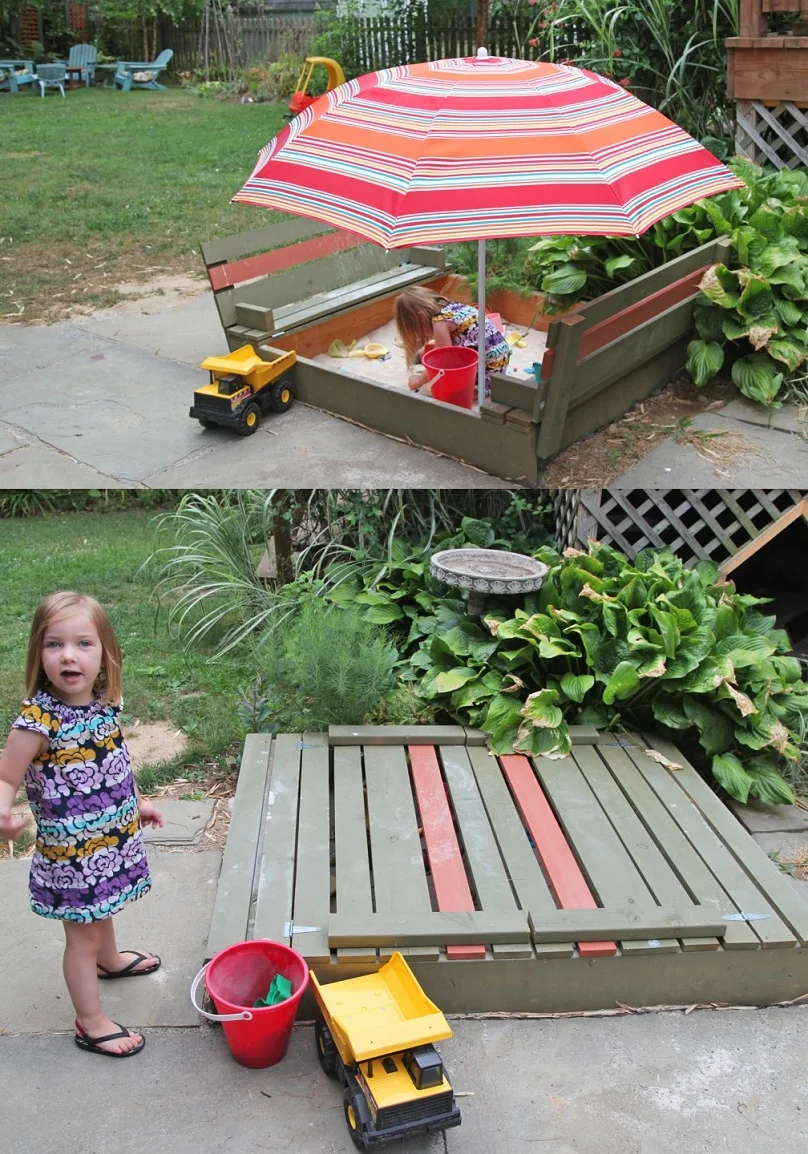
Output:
2 291 805 488
1 799 807 1153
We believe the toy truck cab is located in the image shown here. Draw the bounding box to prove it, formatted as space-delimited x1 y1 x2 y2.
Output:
311 952 461 1149
190 345 296 436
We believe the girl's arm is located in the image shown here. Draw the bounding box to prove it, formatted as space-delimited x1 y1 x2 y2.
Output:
432 319 453 348
132 779 164 829
0 729 44 841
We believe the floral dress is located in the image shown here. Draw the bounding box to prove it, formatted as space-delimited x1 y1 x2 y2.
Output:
12 691 151 922
432 301 511 387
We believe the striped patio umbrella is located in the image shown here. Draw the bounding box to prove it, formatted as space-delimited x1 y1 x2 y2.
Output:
234 52 744 406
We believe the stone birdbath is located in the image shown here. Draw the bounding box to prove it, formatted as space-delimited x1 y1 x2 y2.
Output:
430 548 549 615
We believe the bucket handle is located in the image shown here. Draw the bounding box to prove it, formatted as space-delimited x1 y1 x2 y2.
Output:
424 368 444 388
190 963 253 1022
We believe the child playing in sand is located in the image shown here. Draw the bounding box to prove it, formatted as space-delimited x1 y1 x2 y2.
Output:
393 286 510 397
0 591 163 1058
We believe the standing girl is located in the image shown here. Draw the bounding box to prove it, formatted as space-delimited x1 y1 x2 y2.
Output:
393 286 510 397
0 591 163 1058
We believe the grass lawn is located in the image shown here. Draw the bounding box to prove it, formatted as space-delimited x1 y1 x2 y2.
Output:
0 507 252 791
0 86 288 321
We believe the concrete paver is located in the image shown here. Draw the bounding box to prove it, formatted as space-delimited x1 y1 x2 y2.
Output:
2 1009 807 1154
730 799 808 835
142 798 216 846
0 852 220 1033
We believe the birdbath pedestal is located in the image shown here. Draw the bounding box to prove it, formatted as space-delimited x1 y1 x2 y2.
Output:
430 548 549 616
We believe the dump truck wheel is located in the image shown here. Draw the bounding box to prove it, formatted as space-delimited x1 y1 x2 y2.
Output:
343 1089 367 1150
236 402 261 436
315 1017 337 1076
269 379 294 413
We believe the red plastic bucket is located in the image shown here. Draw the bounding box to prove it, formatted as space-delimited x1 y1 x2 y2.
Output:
191 940 309 1068
421 345 478 409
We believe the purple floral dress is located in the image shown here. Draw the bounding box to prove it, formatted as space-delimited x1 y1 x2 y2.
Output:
13 691 151 922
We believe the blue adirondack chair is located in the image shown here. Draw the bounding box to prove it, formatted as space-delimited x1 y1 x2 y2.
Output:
36 63 66 98
0 59 36 93
66 43 97 86
113 48 173 92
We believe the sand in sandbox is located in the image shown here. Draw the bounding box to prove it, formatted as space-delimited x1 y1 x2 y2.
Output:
312 316 548 397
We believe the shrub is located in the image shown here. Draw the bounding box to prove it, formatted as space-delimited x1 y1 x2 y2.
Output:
255 600 399 730
414 543 808 804
242 53 304 103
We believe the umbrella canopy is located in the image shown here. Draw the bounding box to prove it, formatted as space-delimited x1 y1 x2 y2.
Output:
234 54 744 404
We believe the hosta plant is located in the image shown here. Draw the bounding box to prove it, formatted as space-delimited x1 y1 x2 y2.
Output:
414 543 807 804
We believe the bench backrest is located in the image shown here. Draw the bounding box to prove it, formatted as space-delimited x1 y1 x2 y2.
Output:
202 216 441 333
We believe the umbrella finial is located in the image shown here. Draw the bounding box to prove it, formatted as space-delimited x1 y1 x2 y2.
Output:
477 47 489 58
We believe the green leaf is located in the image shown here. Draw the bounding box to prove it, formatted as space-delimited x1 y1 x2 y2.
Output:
774 298 805 327
604 254 636 277
560 672 595 704
514 722 572 759
459 517 495 547
736 272 775 321
767 339 805 372
711 753 754 803
437 622 499 663
602 660 640 705
651 700 692 730
362 603 405 624
521 688 564 729
747 204 781 242
699 264 739 308
746 757 794 806
683 696 735 755
686 339 724 387
484 693 524 752
731 354 784 406
693 298 728 343
541 263 588 295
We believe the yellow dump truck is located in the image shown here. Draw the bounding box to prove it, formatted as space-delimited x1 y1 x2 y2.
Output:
311 953 461 1149
190 345 296 436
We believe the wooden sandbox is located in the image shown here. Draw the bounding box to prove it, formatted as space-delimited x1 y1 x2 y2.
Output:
206 726 808 1016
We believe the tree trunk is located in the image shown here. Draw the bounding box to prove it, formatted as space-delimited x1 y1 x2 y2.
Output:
476 0 489 52
141 15 148 61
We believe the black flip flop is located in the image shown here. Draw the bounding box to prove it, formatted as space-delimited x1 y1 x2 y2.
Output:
74 1021 146 1058
97 951 161 980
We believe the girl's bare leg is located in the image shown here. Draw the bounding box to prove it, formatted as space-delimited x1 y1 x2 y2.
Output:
96 915 158 975
63 920 143 1054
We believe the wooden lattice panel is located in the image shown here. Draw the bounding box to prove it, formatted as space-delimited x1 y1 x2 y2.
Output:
736 100 808 169
555 489 806 565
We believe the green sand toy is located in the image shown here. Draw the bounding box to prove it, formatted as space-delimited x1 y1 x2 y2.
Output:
254 974 292 1008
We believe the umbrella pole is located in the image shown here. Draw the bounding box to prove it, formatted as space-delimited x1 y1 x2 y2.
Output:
477 237 486 410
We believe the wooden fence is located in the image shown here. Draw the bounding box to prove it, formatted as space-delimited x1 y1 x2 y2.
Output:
88 11 586 77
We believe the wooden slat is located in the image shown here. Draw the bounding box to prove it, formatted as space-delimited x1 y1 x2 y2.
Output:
466 746 572 957
208 230 368 291
529 908 726 942
409 746 485 959
328 911 531 947
576 743 721 951
363 744 438 960
626 738 797 949
642 734 808 947
251 732 302 943
333 745 377 964
273 264 432 334
597 740 758 949
291 734 331 963
499 754 617 957
205 733 272 959
233 246 400 319
440 746 533 958
532 752 678 954
329 725 468 746
201 215 330 267
721 499 808 574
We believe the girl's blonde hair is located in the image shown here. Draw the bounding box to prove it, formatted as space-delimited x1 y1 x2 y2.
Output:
393 287 449 366
25 591 123 705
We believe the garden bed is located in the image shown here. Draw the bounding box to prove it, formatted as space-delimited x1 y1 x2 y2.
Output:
206 726 808 1016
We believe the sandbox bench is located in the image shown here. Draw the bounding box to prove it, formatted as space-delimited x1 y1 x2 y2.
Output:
201 216 446 352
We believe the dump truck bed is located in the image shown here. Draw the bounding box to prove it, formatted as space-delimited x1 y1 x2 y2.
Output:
311 952 452 1063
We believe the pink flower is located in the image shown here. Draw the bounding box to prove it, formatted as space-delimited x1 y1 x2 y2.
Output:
529 38 539 47
613 48 623 57
619 77 631 88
